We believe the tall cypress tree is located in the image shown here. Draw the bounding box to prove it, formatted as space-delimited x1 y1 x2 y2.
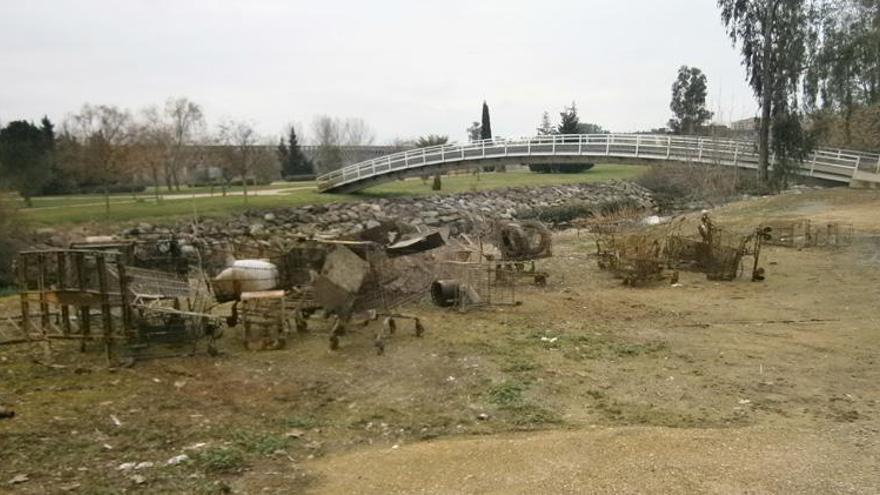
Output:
480 101 492 140
281 126 313 178
38 115 74 195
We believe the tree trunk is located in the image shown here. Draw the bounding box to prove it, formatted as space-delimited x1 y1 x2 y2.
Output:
758 11 774 184
151 167 161 202
164 162 174 192
104 183 110 215
759 90 772 183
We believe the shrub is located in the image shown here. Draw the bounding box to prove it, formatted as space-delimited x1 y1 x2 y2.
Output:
528 163 594 174
636 163 771 210
519 198 643 225
282 174 316 182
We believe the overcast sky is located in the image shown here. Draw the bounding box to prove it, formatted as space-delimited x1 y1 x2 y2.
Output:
1 0 758 143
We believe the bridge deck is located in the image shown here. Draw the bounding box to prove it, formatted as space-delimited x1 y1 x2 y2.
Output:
317 134 880 193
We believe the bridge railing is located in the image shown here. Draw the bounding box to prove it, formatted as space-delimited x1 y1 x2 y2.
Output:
317 134 876 192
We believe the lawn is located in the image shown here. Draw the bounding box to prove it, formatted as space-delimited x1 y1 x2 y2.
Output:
14 164 647 227
362 164 647 197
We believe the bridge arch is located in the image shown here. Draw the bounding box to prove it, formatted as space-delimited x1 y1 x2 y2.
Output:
317 134 878 193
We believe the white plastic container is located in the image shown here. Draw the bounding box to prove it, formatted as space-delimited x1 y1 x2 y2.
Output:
213 259 279 302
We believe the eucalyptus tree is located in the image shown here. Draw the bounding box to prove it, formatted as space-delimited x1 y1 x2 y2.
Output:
719 0 821 185
668 66 714 135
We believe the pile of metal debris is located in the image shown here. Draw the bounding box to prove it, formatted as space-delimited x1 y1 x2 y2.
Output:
5 239 222 365
3 218 558 362
597 233 679 286
595 214 772 285
760 219 853 249
216 225 443 354
429 220 553 310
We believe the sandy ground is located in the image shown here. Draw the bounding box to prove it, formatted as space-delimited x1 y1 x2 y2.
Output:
307 426 877 495
1 187 880 494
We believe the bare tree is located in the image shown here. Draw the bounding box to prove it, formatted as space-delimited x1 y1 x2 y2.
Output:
131 106 172 201
63 104 134 213
311 116 377 174
217 119 260 204
340 118 376 167
311 115 343 175
340 117 376 146
165 97 205 191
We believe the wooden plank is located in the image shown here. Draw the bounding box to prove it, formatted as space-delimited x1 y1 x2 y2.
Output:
240 290 286 301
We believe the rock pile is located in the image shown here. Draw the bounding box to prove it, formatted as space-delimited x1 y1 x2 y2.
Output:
124 181 656 245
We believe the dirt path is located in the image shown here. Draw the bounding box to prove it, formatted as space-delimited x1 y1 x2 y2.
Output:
304 426 877 494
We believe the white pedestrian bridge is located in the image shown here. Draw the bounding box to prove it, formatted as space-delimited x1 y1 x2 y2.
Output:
317 133 880 193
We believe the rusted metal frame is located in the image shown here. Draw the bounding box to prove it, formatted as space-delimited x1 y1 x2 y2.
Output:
95 255 115 364
0 334 132 347
56 251 72 335
36 253 53 358
72 251 92 351
116 260 134 339
17 255 32 341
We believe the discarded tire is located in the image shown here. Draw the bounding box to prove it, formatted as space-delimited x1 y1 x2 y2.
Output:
430 280 460 307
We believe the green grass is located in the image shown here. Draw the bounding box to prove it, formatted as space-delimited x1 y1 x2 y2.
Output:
19 189 342 226
14 165 647 227
362 164 647 197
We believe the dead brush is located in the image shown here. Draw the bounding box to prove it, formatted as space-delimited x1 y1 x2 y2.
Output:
574 206 647 235
636 162 770 210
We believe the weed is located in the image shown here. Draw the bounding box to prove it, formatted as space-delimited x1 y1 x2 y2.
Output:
191 480 234 495
283 416 322 429
609 341 669 357
488 381 526 406
506 403 563 426
585 389 606 400
501 359 540 373
195 447 246 473
230 429 288 456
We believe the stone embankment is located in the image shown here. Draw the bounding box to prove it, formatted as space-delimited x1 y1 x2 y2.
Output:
123 181 656 244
